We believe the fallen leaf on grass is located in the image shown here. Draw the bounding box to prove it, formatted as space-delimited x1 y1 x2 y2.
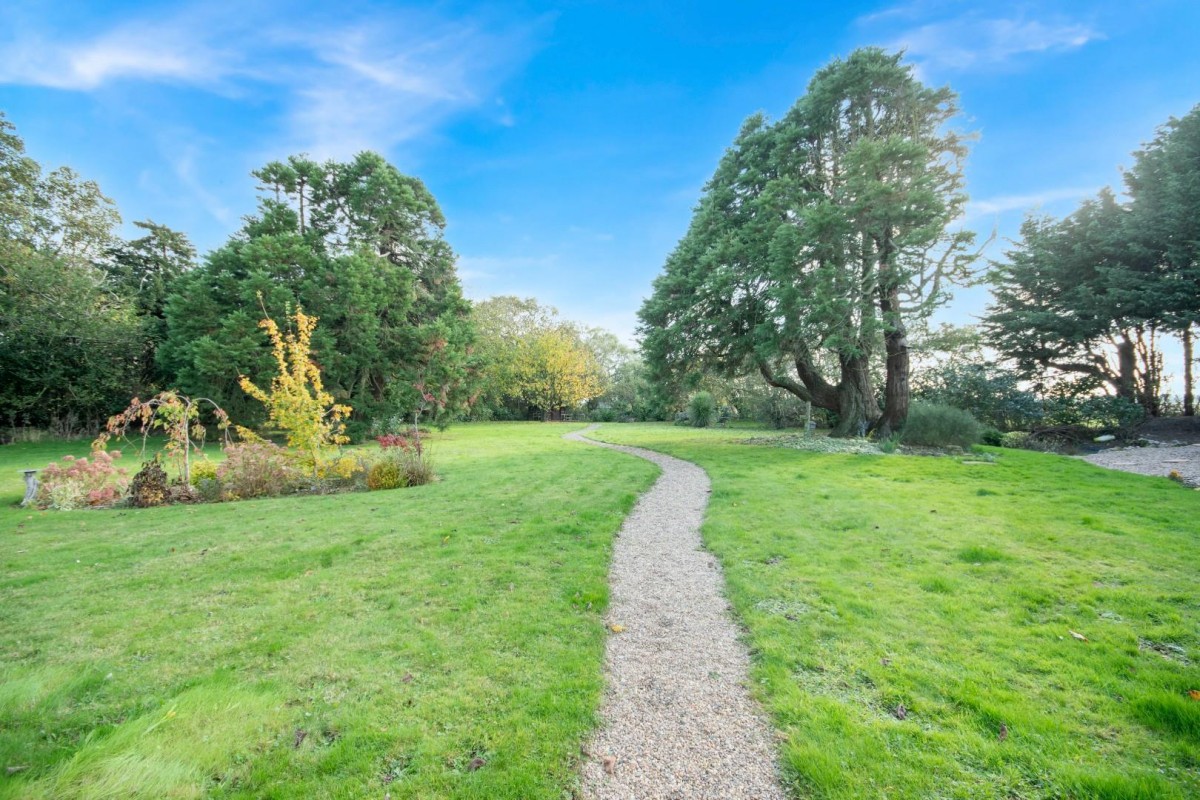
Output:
1069 630 1088 642
1188 689 1200 701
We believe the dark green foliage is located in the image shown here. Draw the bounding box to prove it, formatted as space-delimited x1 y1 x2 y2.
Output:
916 361 1042 431
1044 393 1146 431
979 427 1003 447
984 191 1165 413
640 48 975 437
103 220 197 392
986 104 1200 417
0 114 140 429
899 401 982 449
688 391 716 428
0 241 141 430
159 152 475 431
129 459 169 508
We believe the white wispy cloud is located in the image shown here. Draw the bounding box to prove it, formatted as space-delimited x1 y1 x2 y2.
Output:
0 4 537 158
861 6 1102 72
962 186 1097 221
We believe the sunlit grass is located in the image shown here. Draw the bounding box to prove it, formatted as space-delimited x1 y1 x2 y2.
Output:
590 423 1200 800
0 423 658 799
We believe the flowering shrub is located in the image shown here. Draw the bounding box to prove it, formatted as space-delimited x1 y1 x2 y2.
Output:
36 450 128 510
217 442 303 500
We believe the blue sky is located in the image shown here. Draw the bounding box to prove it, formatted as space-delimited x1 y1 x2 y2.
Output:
2 0 1198 350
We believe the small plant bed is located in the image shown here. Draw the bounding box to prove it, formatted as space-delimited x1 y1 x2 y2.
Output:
29 437 433 510
0 423 658 798
30 307 439 511
590 423 1200 800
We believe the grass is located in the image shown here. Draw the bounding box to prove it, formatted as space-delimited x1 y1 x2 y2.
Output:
589 423 1200 800
0 423 658 799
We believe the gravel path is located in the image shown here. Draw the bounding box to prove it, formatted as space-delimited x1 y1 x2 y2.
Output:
1080 442 1200 486
566 425 786 800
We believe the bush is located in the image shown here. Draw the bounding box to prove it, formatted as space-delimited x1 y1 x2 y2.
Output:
129 459 170 508
217 442 302 500
1046 395 1146 431
999 431 1030 449
590 406 619 423
980 427 1003 447
915 362 1043 432
189 458 218 486
367 459 405 491
900 402 982 449
400 451 436 487
195 477 224 503
372 439 435 489
36 450 128 510
688 392 716 428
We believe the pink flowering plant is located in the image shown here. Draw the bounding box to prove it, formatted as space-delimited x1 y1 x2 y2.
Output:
36 450 129 510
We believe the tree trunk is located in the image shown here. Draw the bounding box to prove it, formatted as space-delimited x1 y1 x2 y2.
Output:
1184 325 1195 417
757 352 878 437
832 353 880 437
875 286 909 439
1117 335 1136 402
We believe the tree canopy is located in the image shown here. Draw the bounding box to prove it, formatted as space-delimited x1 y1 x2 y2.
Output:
0 113 142 430
470 296 607 419
639 48 975 436
985 104 1200 415
159 153 474 432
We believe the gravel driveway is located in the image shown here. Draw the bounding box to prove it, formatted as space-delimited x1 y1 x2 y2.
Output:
1081 443 1200 486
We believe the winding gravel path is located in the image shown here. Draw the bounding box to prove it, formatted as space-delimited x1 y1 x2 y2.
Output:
566 425 786 800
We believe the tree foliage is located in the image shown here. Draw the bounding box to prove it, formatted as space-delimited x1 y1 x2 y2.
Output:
0 113 140 429
238 305 351 471
471 296 606 419
639 48 975 436
985 104 1200 416
514 326 604 419
159 152 474 433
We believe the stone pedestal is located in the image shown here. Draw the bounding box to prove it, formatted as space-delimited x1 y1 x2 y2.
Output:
21 469 38 507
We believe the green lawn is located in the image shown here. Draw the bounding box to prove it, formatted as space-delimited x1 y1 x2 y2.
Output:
589 424 1200 800
0 424 658 799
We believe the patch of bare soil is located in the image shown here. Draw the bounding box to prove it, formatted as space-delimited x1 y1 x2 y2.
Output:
1136 415 1200 444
